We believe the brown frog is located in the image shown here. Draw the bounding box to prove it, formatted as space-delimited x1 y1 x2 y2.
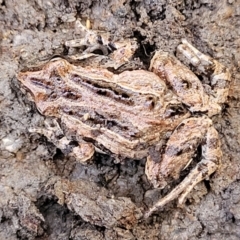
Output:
17 39 230 218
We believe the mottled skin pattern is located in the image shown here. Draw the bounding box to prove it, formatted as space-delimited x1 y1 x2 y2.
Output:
17 39 230 218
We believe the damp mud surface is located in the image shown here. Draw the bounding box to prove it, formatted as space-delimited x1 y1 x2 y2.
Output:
1 0 240 239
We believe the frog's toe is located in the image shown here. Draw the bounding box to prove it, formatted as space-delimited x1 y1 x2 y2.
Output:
70 142 95 164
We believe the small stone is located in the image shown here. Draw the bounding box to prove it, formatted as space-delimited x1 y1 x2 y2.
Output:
2 137 22 153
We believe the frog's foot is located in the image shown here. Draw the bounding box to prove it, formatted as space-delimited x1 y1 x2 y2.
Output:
65 20 115 56
65 37 110 56
145 117 221 218
29 119 94 163
177 39 231 105
65 20 138 65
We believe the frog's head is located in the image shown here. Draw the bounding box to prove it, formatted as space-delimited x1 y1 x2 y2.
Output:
17 59 73 115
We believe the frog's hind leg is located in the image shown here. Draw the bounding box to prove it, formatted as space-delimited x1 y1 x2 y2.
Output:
177 39 231 106
145 117 222 218
29 119 95 164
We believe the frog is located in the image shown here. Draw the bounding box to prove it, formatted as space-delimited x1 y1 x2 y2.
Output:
17 37 230 218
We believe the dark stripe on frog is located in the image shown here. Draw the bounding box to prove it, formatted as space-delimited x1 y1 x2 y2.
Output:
30 78 54 90
62 106 141 140
70 73 135 105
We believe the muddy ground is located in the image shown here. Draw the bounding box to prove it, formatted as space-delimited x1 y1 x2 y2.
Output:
0 0 240 239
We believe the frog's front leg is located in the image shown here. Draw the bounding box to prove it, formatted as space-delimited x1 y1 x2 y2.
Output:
29 119 95 163
145 116 221 218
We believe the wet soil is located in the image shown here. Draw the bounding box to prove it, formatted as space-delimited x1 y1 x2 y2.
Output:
1 0 240 239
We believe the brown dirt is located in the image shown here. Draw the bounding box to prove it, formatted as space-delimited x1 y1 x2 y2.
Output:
0 0 240 239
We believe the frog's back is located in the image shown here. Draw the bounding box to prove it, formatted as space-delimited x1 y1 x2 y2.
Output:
17 59 188 158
